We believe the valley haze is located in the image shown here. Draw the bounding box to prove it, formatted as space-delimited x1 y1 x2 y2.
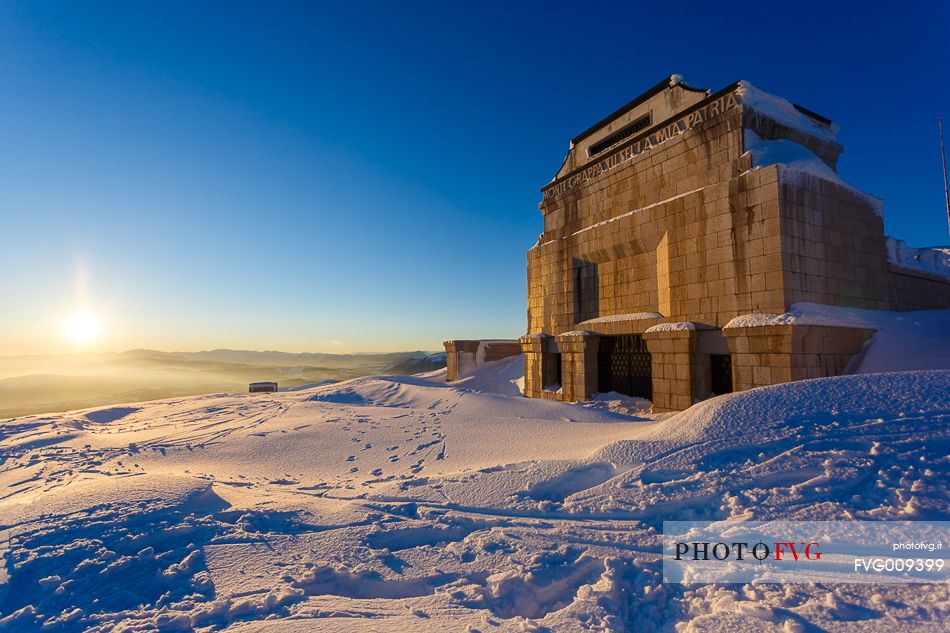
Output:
0 349 446 419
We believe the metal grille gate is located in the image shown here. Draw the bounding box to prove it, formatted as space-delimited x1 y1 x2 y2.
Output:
597 335 652 399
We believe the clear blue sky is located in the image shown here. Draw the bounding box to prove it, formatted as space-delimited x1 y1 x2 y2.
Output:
1 1 948 354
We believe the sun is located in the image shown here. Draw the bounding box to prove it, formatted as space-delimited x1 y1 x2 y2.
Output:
65 310 102 344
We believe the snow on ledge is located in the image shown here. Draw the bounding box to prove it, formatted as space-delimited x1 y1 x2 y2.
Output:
745 129 834 177
644 322 695 333
520 332 549 340
724 304 876 329
559 330 595 337
723 313 782 329
743 129 883 217
886 237 950 281
579 312 663 324
737 81 838 142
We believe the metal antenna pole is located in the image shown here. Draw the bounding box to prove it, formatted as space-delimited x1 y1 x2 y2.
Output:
940 115 950 238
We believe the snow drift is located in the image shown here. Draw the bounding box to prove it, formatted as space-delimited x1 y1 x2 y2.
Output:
1 311 949 631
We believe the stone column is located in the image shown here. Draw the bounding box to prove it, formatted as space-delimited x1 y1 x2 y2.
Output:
443 340 480 382
643 327 699 412
519 334 551 398
556 331 599 402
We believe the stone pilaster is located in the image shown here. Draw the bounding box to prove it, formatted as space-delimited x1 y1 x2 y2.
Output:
443 340 480 382
555 331 599 402
643 327 699 412
519 334 551 398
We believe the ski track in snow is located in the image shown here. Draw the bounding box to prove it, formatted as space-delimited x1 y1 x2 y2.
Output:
0 353 948 631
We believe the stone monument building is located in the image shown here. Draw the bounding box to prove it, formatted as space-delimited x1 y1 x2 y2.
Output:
446 76 950 411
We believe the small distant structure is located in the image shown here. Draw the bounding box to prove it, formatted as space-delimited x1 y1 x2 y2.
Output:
249 381 278 393
443 340 521 381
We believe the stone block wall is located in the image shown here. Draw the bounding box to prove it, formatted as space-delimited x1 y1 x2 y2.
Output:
516 79 949 409
444 340 520 382
643 328 699 412
886 266 950 310
444 340 479 381
481 341 523 363
776 169 891 310
527 98 805 338
723 324 876 390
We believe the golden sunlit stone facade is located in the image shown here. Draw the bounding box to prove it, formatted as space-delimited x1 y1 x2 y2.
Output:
515 76 950 411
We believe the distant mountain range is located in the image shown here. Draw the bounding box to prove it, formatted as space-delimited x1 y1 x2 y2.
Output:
0 349 447 419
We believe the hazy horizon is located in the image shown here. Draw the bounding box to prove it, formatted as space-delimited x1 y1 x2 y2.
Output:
0 347 447 419
0 345 446 359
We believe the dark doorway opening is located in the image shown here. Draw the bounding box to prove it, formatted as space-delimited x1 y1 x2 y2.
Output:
542 353 562 390
598 335 652 399
710 354 733 395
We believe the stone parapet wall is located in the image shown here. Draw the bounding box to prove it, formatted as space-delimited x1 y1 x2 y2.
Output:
885 265 950 310
444 340 520 382
723 324 875 390
443 340 479 382
481 341 523 363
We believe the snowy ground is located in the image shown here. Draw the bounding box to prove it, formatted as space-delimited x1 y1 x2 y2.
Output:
2 312 949 631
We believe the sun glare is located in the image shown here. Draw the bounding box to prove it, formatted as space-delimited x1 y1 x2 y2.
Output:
65 310 102 344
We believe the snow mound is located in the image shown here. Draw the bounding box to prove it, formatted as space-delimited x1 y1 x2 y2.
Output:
581 369 950 531
641 369 949 443
2 327 949 631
